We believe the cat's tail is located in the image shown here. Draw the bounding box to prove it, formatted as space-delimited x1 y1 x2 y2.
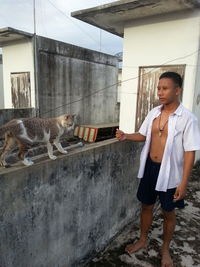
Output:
0 120 22 137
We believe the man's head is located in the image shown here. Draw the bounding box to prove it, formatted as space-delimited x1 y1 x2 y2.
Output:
157 72 183 105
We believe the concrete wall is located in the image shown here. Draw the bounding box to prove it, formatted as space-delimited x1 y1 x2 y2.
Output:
0 55 4 108
2 40 35 108
36 36 119 125
120 10 200 133
0 139 141 267
0 108 36 125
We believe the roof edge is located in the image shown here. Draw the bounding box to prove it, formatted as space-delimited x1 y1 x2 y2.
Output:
0 27 33 38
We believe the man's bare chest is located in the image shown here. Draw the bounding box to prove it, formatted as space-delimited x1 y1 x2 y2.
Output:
151 115 169 138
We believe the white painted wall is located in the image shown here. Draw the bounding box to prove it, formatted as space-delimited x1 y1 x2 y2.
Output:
117 68 122 103
120 10 200 133
2 40 35 108
192 51 200 160
0 56 4 108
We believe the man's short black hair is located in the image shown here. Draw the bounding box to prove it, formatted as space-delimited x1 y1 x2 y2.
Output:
159 71 183 88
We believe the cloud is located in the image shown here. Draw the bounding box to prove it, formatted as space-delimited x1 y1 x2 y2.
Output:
0 0 122 55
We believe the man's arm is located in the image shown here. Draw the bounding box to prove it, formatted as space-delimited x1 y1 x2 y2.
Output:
116 129 146 142
173 151 195 201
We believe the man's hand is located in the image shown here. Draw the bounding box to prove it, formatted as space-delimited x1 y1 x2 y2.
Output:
116 129 146 142
173 183 187 201
173 151 195 201
116 129 126 141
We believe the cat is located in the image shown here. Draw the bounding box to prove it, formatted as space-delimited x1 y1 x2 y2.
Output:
0 114 75 167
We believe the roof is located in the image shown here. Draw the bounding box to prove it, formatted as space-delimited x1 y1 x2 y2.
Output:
71 0 200 37
0 27 33 47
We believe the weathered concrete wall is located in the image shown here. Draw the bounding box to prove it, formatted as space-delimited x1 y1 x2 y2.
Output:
0 55 4 108
36 36 119 125
0 139 142 267
0 108 36 125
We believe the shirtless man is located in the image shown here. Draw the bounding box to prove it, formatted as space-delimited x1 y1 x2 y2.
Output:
116 72 200 267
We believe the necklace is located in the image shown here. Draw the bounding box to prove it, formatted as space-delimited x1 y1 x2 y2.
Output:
158 112 168 137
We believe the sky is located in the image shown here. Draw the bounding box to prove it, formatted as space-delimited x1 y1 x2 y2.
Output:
0 0 122 55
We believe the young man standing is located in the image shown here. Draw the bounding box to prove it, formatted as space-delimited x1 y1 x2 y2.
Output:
116 72 200 267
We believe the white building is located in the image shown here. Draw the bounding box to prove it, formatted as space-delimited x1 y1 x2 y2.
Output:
0 28 35 109
0 55 4 108
72 0 200 136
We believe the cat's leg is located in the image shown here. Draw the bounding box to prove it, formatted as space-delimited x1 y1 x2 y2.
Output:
17 140 33 166
53 139 68 154
47 141 57 160
0 133 16 167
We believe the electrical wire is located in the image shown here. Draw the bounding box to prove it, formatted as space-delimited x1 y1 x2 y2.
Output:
40 47 200 116
45 0 111 54
39 0 48 37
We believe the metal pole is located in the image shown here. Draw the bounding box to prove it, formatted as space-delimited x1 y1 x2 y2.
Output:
33 0 39 117
33 0 36 35
99 0 102 52
99 29 102 52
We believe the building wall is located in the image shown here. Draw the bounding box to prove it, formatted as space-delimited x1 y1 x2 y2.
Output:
117 68 122 103
0 55 4 108
2 40 35 108
120 10 200 133
192 47 200 160
36 36 119 125
0 139 142 267
0 108 36 125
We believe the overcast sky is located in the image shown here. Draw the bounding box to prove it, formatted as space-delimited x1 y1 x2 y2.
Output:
0 0 122 55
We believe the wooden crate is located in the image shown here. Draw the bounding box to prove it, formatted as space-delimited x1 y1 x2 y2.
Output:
74 123 119 143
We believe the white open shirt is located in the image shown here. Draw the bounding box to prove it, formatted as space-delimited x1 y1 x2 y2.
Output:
138 103 200 192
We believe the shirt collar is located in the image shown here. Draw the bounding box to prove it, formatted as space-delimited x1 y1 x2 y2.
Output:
157 103 183 117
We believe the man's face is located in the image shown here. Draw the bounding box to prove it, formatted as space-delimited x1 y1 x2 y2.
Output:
157 78 181 105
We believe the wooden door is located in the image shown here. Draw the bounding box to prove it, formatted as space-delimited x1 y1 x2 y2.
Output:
11 72 31 108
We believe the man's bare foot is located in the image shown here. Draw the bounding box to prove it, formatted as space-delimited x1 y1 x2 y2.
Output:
161 247 173 267
125 239 147 254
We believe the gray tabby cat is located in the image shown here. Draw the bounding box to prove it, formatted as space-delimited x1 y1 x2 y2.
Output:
0 114 75 167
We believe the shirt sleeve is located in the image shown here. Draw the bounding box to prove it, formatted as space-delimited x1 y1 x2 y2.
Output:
183 117 200 151
138 110 152 137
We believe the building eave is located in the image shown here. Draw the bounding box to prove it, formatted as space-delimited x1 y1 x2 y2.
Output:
0 27 33 47
71 0 200 37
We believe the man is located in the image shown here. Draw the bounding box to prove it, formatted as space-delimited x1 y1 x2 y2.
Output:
116 72 200 267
